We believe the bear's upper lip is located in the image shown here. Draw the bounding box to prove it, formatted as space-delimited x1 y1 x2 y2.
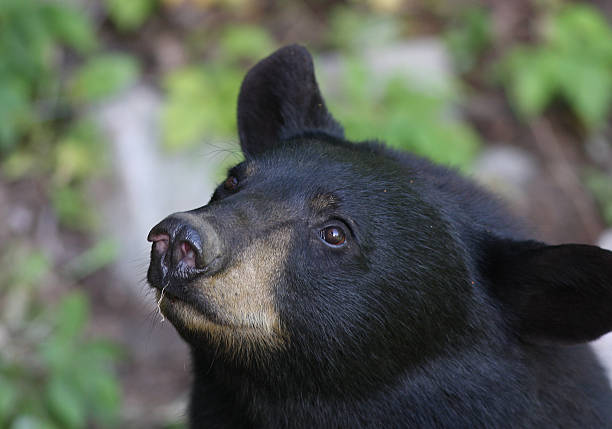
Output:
152 278 227 326
148 264 201 294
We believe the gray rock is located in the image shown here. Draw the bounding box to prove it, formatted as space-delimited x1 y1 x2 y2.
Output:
472 144 539 207
598 229 612 251
318 38 454 98
592 334 612 388
364 39 454 94
7 205 33 235
592 228 612 387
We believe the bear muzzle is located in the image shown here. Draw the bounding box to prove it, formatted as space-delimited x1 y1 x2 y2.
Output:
147 214 224 289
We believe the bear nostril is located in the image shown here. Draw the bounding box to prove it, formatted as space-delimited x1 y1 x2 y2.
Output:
148 215 222 274
180 241 196 268
148 233 170 255
171 231 201 269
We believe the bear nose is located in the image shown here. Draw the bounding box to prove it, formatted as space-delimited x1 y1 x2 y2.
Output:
147 214 222 273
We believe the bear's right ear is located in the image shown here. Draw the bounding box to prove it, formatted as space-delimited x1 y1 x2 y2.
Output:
236 44 344 157
483 239 612 344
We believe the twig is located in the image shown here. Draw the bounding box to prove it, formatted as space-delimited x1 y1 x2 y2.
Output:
529 118 601 242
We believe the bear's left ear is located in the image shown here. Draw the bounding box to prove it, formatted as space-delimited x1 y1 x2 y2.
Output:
483 239 612 344
236 44 344 157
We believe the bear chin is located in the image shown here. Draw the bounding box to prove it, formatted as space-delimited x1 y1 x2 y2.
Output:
156 290 286 354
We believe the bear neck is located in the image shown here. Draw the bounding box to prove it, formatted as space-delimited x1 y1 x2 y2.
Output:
187 329 532 427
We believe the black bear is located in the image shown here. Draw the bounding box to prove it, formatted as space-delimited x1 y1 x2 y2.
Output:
147 45 612 428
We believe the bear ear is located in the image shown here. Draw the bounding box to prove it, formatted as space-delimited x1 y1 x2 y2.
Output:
236 44 344 157
483 239 612 344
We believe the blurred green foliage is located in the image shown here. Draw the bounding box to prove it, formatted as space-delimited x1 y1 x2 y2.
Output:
328 7 401 53
104 0 158 30
1 0 139 228
0 0 129 426
51 120 109 230
446 7 491 74
161 25 275 150
324 8 481 169
584 168 612 225
162 65 242 150
328 59 480 170
0 246 121 428
218 25 277 63
65 238 119 281
69 54 139 104
0 0 96 151
161 7 481 170
500 4 612 130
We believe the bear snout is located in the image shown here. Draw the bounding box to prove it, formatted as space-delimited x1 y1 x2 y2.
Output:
147 214 223 280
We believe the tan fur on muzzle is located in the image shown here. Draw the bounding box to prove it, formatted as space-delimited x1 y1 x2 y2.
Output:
158 227 292 354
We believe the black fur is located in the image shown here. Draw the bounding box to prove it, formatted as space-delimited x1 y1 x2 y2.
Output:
237 45 344 157
148 45 612 428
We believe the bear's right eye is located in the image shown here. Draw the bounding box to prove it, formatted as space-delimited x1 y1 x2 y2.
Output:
224 175 239 192
320 226 346 247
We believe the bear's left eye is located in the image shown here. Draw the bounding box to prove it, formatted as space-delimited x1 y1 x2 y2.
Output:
224 175 239 192
320 226 346 247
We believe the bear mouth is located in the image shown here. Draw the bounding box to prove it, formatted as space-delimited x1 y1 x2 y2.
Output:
147 250 223 324
150 277 228 328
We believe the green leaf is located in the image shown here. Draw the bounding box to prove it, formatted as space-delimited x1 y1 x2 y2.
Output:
219 25 275 63
46 376 86 429
547 4 612 61
0 376 17 419
560 61 612 129
329 8 400 52
498 4 612 131
39 335 73 373
81 369 120 423
43 3 97 54
0 78 31 151
54 138 97 184
11 249 50 288
161 65 241 150
1 150 38 180
79 340 123 366
51 185 94 230
70 54 140 103
54 120 106 185
55 293 89 341
162 68 211 150
66 238 119 280
504 49 557 118
329 65 480 170
104 0 157 30
446 7 491 73
584 169 612 225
